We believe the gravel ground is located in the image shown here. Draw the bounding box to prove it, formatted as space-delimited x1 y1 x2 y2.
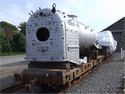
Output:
0 52 124 93
64 52 125 93
0 61 29 89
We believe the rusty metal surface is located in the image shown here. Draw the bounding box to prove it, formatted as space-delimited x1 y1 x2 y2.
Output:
23 68 67 76
25 79 38 93
0 83 24 93
13 73 23 83
23 55 106 87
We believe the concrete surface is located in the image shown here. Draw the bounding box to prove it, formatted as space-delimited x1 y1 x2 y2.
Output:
0 55 26 65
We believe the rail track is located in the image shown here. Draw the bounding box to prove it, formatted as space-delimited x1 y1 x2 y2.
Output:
0 54 111 93
0 83 24 93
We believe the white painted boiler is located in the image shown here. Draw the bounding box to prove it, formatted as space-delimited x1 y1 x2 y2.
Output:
26 5 98 64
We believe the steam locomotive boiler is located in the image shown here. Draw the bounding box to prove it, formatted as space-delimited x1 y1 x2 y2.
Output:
26 4 99 65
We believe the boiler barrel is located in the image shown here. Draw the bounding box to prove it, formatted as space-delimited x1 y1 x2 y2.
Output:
78 22 98 50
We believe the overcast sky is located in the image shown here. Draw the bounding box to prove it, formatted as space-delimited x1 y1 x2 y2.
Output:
0 0 125 32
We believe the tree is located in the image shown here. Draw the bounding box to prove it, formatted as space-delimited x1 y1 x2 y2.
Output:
0 31 6 52
4 37 12 52
0 21 19 39
0 31 12 52
18 22 26 35
0 21 18 32
12 33 26 52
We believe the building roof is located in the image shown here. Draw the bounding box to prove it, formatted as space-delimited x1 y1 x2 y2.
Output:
101 16 125 32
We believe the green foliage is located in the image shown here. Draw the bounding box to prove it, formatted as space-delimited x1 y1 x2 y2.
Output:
18 22 26 35
0 21 26 55
0 21 18 32
0 45 1 52
4 37 12 52
12 33 26 52
0 52 26 56
0 32 26 53
0 31 6 52
0 31 6 42
0 26 3 31
0 31 12 52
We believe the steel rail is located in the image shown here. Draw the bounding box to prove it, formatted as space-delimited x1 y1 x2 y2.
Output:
0 83 24 93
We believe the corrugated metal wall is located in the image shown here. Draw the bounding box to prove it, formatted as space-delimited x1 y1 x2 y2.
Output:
112 32 122 51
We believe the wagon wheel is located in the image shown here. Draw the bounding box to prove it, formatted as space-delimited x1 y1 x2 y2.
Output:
13 73 23 83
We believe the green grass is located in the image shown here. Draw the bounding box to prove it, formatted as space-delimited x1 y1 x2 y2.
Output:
0 52 26 56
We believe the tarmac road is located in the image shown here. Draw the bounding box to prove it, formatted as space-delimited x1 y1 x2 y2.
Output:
0 55 26 65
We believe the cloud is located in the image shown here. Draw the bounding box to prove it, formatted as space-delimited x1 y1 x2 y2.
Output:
100 0 125 18
60 7 71 14
0 3 29 27
0 11 13 23
67 0 83 8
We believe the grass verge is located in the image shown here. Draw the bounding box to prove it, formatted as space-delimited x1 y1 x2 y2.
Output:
0 52 26 56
